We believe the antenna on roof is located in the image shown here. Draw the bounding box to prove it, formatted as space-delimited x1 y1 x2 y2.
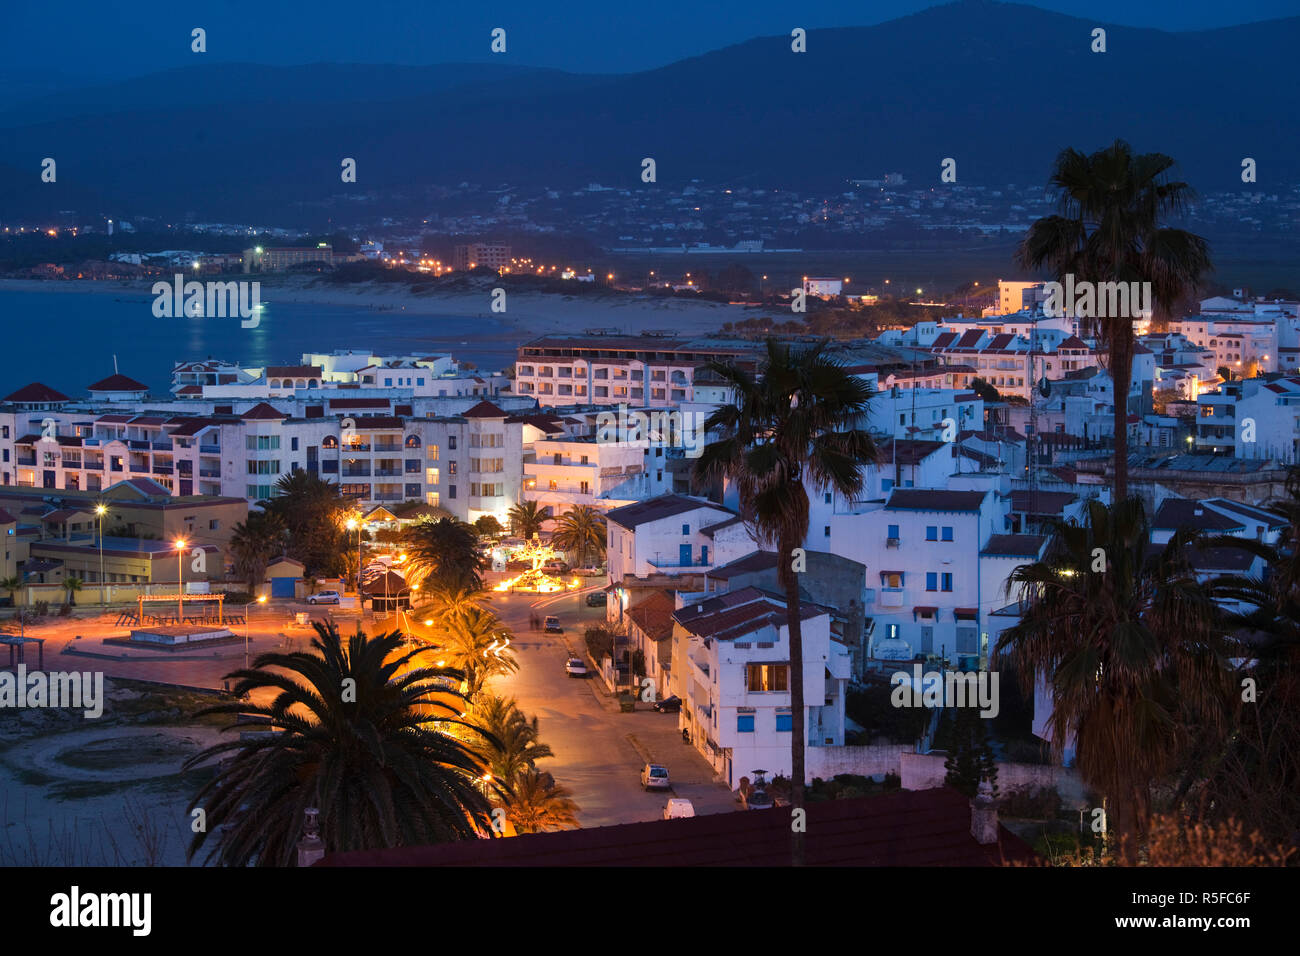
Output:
113 354 119 374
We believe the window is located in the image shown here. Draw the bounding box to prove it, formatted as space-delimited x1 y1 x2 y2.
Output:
746 664 788 692
775 713 793 732
448 461 457 475
426 444 439 461
209 520 219 530
887 524 899 539
926 526 937 541
824 492 832 504
681 523 689 535
448 436 457 450
291 437 299 451
882 478 893 492
426 468 439 485
942 573 953 592
448 485 457 499
824 526 830 537
737 715 755 733
942 526 953 542
926 572 938 592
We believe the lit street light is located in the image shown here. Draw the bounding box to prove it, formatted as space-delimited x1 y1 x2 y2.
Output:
246 594 268 670
175 538 187 622
95 503 107 607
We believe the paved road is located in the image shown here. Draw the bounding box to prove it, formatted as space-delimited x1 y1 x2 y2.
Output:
487 589 740 828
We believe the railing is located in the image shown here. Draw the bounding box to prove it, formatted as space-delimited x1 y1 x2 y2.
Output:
199 469 221 478
17 456 35 466
341 468 372 477
199 445 220 454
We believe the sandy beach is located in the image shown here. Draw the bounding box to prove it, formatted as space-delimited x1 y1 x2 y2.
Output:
0 276 745 339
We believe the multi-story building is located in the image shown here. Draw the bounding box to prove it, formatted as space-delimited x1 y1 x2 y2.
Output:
453 242 511 271
668 587 851 786
1195 375 1300 462
514 334 758 409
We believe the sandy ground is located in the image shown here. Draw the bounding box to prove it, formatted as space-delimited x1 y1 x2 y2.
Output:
0 276 742 338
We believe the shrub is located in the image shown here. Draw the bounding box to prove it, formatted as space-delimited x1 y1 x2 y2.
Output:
584 626 614 662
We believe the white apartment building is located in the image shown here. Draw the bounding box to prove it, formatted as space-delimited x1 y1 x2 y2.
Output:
513 334 758 409
669 586 850 786
605 494 735 613
524 435 674 522
0 390 528 525
1195 375 1300 461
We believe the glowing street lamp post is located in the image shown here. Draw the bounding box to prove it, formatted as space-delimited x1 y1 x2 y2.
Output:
95 503 107 607
246 594 267 670
175 538 187 622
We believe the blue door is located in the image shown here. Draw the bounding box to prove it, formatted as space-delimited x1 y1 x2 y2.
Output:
679 544 691 566
271 576 296 598
701 545 709 565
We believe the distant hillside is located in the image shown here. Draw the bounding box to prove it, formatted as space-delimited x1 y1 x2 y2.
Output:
1 0 1295 223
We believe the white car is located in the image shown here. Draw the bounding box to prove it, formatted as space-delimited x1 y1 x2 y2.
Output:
641 763 671 791
564 657 589 677
663 798 695 819
306 590 341 605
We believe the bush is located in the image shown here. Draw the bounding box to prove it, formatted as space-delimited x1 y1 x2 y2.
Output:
584 626 614 662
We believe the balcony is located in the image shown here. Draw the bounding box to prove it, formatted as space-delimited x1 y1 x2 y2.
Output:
372 469 401 477
886 537 900 548
199 469 221 478
199 445 221 454
341 467 372 477
17 456 36 466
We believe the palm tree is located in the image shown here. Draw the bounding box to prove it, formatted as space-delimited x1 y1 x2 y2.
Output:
507 500 547 540
259 471 346 576
498 769 580 834
472 694 555 781
1018 140 1212 501
228 510 287 592
438 605 518 699
695 338 877 860
405 516 486 595
0 575 20 608
551 505 606 567
417 583 489 631
183 622 492 866
62 577 83 608
994 498 1235 857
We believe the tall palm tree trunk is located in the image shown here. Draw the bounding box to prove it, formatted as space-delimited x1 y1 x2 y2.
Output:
1111 332 1133 502
781 539 806 866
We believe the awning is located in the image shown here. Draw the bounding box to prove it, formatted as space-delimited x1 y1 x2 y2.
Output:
912 606 938 619
954 608 978 620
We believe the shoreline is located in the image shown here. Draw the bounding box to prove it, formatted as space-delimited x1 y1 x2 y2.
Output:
0 276 745 338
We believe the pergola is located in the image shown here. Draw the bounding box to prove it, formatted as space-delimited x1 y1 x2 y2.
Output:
0 635 44 669
136 592 226 625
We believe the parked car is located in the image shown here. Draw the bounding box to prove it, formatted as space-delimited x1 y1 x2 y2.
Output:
641 764 671 791
575 566 605 577
585 591 606 607
652 695 682 713
543 615 563 633
663 798 695 819
742 769 774 810
306 590 341 605
564 657 588 677
541 560 569 574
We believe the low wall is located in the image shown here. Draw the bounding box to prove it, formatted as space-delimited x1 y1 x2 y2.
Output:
806 745 1088 806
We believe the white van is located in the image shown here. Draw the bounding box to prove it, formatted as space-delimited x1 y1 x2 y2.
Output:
663 798 695 819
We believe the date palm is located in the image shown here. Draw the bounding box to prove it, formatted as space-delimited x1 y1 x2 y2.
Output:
695 338 877 863
1018 140 1211 501
62 577 83 608
439 605 518 699
183 621 492 866
994 498 1235 858
498 769 580 834
507 500 547 540
472 694 555 781
405 516 486 594
0 576 20 607
551 505 606 567
228 510 287 591
417 583 490 632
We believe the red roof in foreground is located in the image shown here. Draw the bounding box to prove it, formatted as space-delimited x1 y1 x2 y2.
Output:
4 382 69 403
318 787 1036 867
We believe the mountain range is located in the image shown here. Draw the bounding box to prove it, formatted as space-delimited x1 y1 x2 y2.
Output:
1 0 1294 225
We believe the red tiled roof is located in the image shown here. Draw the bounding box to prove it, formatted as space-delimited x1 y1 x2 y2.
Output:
317 787 1035 867
4 382 69 403
88 373 148 392
461 400 507 419
241 402 288 421
627 590 676 641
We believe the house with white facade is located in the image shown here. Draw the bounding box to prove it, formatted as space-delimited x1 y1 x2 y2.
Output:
669 586 850 786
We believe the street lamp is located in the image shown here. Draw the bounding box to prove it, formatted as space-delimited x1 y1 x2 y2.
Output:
346 517 362 597
246 594 268 669
95 503 107 608
175 538 187 622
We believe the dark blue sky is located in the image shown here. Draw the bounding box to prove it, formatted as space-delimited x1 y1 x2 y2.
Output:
6 0 1295 79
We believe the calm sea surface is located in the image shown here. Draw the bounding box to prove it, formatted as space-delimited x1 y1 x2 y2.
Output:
0 288 518 395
